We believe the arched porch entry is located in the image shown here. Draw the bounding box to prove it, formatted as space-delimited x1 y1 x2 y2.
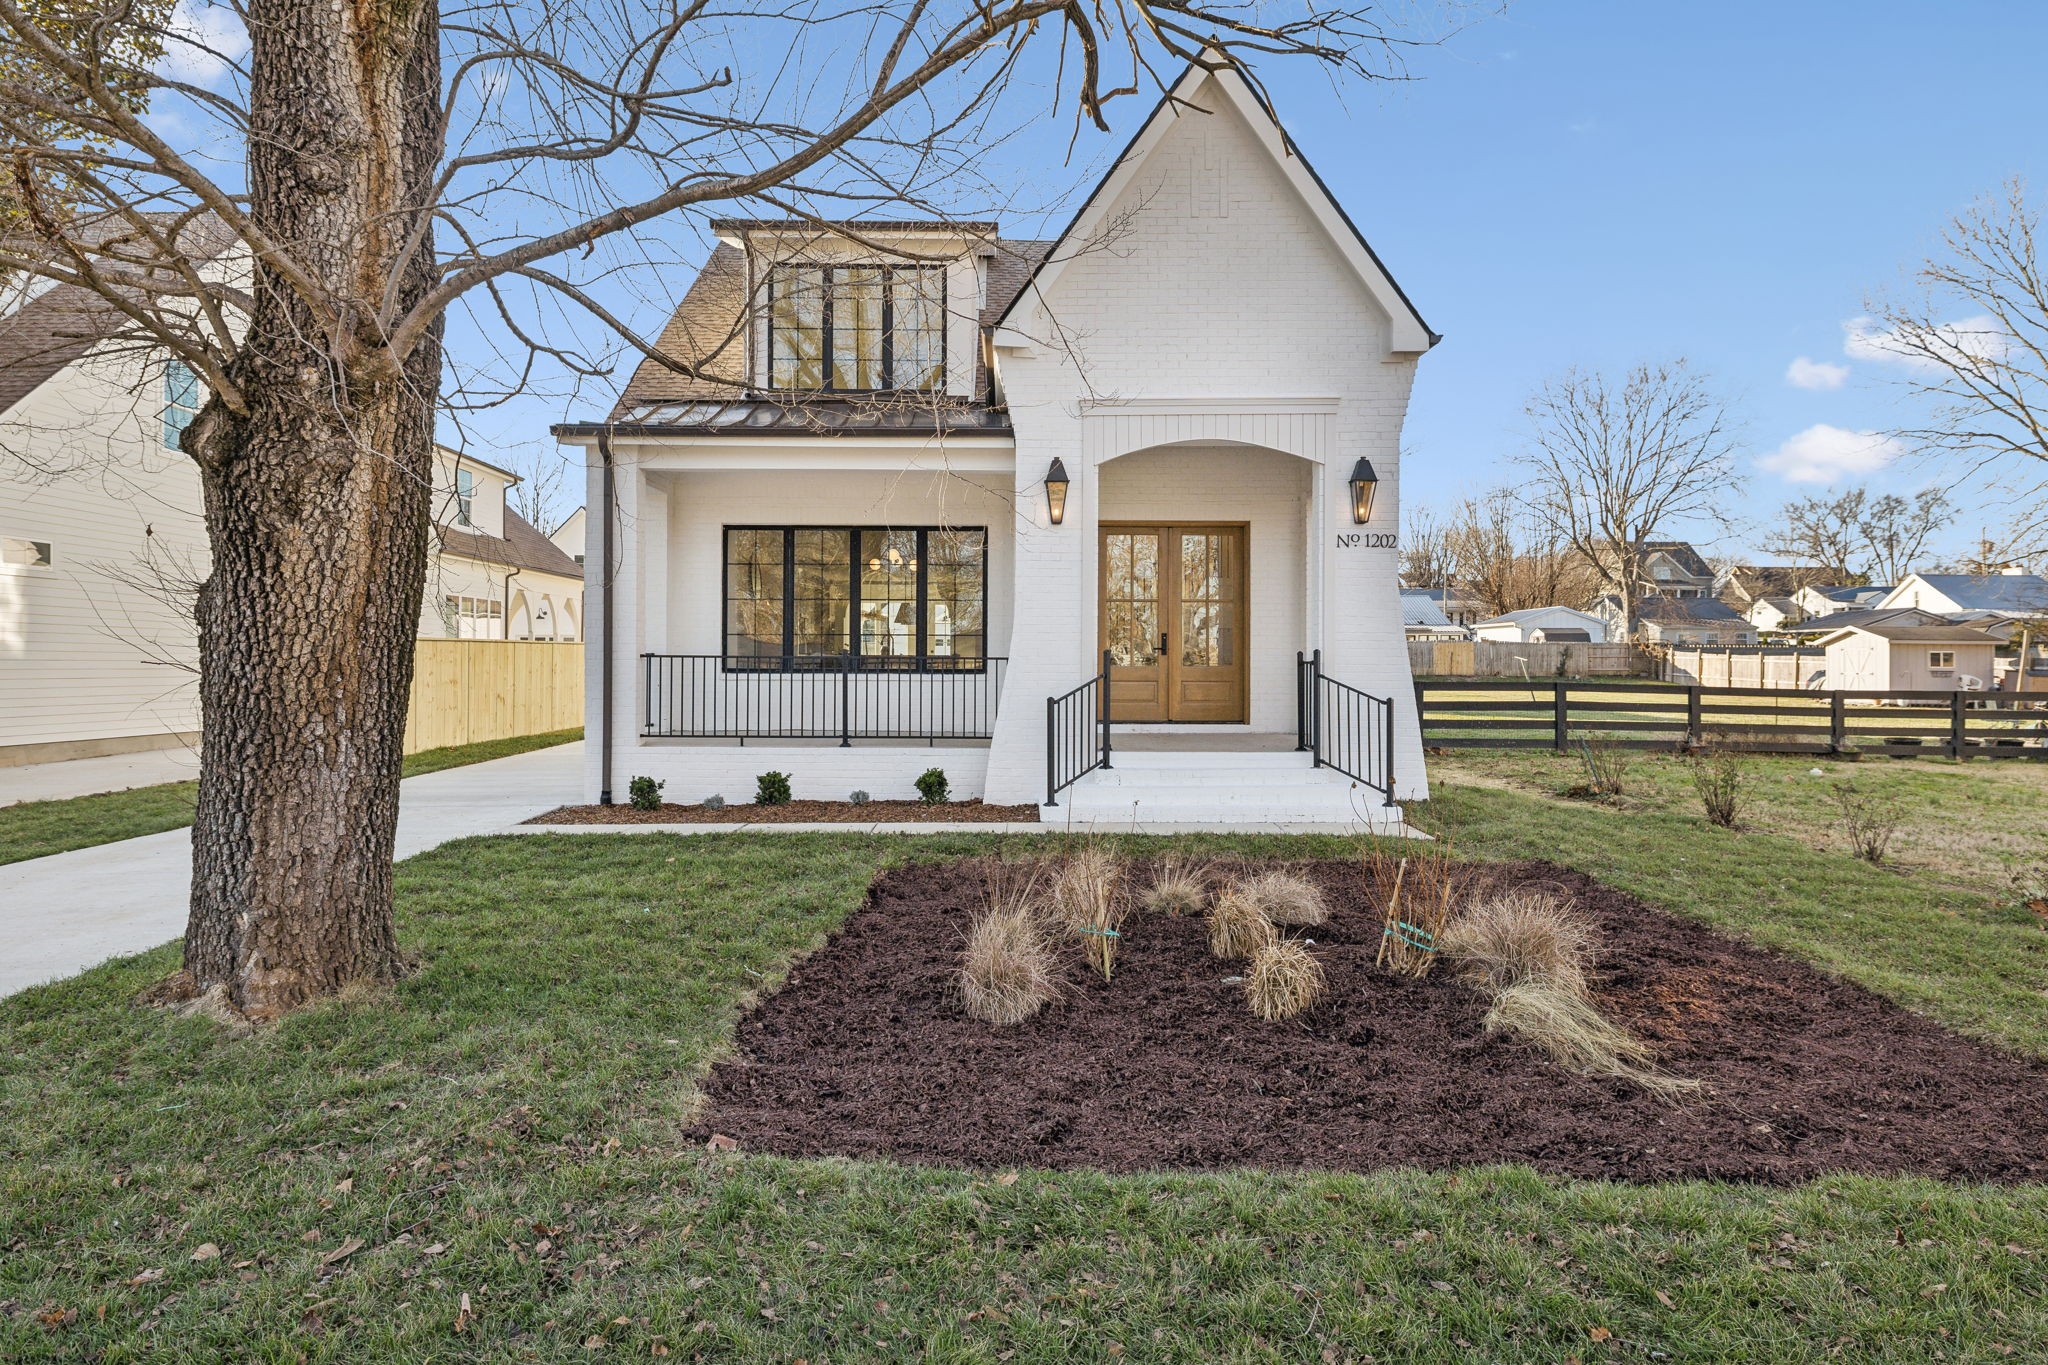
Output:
1092 439 1315 737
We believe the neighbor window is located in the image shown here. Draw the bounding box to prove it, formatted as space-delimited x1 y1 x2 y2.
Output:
724 525 985 668
455 469 475 527
766 265 945 391
1928 650 1956 671
2 535 52 567
162 360 201 450
443 594 503 639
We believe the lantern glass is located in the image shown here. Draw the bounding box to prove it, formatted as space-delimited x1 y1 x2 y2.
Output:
1348 458 1379 525
1044 458 1070 525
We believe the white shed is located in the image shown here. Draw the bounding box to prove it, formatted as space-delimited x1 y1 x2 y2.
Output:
1817 623 2001 691
1470 606 1608 644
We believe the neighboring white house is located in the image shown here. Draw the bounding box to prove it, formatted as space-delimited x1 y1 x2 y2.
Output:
1818 622 2002 691
556 59 1434 824
1793 583 1890 618
1881 570 2048 618
1745 596 1802 633
1 276 581 763
1401 589 1466 641
1470 606 1607 644
550 507 586 566
1625 595 1756 646
422 446 585 642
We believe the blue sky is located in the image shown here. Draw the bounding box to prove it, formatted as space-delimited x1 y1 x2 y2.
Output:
447 2 2048 555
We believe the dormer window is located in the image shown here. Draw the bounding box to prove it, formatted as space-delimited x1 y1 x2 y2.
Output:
767 264 944 392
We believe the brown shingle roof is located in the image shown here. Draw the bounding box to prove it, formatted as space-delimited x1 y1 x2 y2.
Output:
437 508 584 580
0 283 128 416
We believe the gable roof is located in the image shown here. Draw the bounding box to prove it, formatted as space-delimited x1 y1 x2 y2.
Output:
1818 622 2002 646
0 282 128 417
1637 595 1744 624
1896 572 2048 613
1477 606 1604 626
1797 606 1937 633
992 56 1435 352
1638 541 1714 580
437 508 584 580
1399 589 1452 628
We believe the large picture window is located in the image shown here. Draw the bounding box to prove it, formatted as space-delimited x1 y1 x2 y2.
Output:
723 525 986 669
766 265 945 392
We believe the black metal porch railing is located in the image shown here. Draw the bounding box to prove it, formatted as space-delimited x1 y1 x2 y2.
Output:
642 655 1006 744
1298 649 1396 805
1045 650 1113 806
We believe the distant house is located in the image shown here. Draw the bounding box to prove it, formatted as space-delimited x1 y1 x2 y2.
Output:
1716 564 1844 609
549 507 586 566
1817 622 2002 691
1793 584 1891 618
1881 571 2048 618
425 447 585 642
1402 583 1485 628
1471 606 1608 644
1630 595 1756 646
1401 589 1468 641
1607 540 1716 600
1745 596 1802 633
1785 606 1941 637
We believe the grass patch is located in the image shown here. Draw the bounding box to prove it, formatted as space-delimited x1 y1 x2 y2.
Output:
0 728 581 866
4 790 2048 1358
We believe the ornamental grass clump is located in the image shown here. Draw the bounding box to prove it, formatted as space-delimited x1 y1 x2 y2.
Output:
1051 844 1125 981
1244 939 1325 1021
1238 869 1329 927
1439 890 1594 998
1141 856 1209 917
1375 846 1458 978
960 863 1058 1026
1207 887 1278 960
1481 981 1701 1101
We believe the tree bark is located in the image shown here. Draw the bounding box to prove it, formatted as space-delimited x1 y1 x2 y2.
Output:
180 0 442 1020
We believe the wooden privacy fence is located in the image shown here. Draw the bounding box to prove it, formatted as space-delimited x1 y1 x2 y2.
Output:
1417 679 2048 758
404 640 583 753
1662 647 1825 689
1408 639 1655 679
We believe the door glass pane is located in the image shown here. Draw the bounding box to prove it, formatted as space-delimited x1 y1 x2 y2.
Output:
791 529 851 658
925 529 984 667
1179 532 1235 667
725 528 786 662
1104 531 1160 667
859 529 919 663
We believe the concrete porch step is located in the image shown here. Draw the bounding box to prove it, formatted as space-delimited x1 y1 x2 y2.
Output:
1041 750 1401 829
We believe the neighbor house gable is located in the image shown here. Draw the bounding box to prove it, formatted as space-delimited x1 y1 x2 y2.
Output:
993 57 1435 355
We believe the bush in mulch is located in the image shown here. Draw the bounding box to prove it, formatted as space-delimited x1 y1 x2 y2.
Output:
687 856 2048 1185
527 798 1039 825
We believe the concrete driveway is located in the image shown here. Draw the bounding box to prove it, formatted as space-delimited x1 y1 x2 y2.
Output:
0 741 584 998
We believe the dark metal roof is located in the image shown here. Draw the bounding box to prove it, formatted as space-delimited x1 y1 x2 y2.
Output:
556 397 1013 438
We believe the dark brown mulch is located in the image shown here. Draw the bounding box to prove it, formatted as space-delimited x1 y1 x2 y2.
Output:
686 858 2048 1185
529 799 1038 825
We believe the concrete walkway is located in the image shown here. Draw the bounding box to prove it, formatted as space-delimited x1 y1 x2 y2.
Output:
0 745 202 806
0 741 584 998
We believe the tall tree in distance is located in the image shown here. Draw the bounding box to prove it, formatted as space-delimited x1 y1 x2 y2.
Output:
0 0 1452 1019
1443 488 1598 615
1764 486 1956 584
1516 361 1741 637
1399 502 1457 590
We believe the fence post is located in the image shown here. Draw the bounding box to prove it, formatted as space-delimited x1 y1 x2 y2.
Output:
1687 685 1702 748
1830 690 1846 754
1950 691 1967 759
1553 681 1568 753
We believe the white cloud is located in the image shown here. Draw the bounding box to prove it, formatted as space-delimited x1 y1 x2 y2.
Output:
1785 356 1849 390
1843 313 2008 370
1758 424 1907 484
159 1 250 86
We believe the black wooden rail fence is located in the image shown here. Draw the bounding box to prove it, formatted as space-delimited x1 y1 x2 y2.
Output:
1417 680 2048 758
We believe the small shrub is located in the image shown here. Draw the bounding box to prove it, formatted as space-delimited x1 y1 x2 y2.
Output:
1140 856 1208 916
1207 888 1278 960
1482 980 1701 1101
627 776 664 811
1833 780 1900 864
1244 940 1326 1020
1050 845 1124 980
849 789 871 805
1690 749 1743 828
1238 869 1329 927
915 767 950 804
755 771 792 806
702 793 725 811
1441 890 1594 998
962 866 1059 1026
1572 731 1630 798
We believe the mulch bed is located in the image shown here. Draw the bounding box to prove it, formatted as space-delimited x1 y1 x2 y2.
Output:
530 799 1038 824
686 858 2048 1185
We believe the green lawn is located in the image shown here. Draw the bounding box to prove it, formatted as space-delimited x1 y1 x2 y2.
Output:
5 761 2048 1361
0 728 582 867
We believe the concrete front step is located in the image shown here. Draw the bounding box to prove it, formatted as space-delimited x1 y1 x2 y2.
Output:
1041 750 1401 829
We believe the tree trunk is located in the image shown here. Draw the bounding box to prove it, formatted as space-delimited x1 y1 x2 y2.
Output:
180 0 443 1021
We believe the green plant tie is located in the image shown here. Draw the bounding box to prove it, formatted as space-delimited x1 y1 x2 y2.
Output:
1382 921 1437 952
1077 926 1121 939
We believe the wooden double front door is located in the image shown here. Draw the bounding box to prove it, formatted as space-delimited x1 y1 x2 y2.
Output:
1100 523 1248 723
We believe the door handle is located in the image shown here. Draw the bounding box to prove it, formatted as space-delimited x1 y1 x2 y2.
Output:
1158 632 1168 657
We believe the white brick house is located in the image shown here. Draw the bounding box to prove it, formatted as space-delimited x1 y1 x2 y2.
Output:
557 60 1436 824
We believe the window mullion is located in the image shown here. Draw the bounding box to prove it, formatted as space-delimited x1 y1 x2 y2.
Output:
781 528 796 664
914 528 928 663
880 268 894 392
846 527 860 667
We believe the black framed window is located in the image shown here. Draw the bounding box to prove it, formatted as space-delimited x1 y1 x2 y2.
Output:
723 525 986 670
766 265 945 392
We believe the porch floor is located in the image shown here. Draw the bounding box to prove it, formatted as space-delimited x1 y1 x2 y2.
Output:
1111 731 1298 753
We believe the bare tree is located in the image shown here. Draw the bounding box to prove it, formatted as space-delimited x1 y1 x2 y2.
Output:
1442 488 1596 615
0 1 1448 1018
1763 489 1866 577
1399 501 1456 590
1762 486 1953 583
1515 361 1741 637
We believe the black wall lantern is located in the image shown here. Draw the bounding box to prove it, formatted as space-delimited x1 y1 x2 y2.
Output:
1044 457 1070 525
1348 457 1380 525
